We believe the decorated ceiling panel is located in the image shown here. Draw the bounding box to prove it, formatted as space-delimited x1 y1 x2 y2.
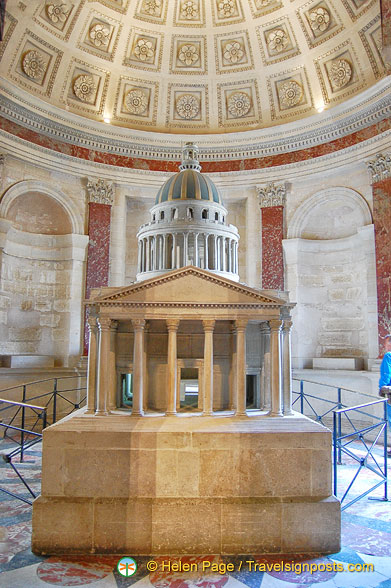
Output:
0 0 386 134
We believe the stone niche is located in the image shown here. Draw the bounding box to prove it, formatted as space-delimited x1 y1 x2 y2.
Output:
32 267 340 555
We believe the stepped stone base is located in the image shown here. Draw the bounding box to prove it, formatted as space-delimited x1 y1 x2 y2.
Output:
32 411 341 555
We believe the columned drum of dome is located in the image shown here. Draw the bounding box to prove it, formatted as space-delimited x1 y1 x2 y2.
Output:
137 143 240 282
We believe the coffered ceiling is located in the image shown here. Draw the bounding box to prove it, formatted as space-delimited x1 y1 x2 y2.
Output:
0 0 386 134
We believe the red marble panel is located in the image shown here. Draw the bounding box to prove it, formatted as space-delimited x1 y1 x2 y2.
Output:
1 115 390 173
372 178 391 356
261 206 284 290
84 202 111 354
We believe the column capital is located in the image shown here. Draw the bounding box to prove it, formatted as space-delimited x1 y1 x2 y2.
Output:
269 319 283 331
87 315 98 330
282 319 293 331
235 318 248 331
110 320 119 332
367 152 391 184
132 318 146 331
257 183 286 208
97 316 112 331
86 178 115 205
202 319 215 332
166 318 180 331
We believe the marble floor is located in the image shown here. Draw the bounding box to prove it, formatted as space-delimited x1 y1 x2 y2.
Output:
0 437 390 588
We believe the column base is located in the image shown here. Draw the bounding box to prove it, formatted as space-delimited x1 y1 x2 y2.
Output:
94 410 108 416
130 411 144 417
268 411 283 417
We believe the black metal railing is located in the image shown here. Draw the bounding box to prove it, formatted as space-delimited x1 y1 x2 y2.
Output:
0 375 86 457
292 378 388 509
0 398 46 505
333 398 388 511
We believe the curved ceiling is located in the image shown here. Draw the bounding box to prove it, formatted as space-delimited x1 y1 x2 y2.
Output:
0 0 386 134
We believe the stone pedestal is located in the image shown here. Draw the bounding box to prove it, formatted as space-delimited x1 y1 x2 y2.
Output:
32 411 340 555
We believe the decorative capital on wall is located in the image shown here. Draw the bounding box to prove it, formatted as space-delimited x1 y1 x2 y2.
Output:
86 178 114 205
367 152 391 183
257 183 286 208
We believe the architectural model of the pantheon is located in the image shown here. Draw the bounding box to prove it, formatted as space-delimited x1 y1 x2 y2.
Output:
32 144 340 555
0 0 389 558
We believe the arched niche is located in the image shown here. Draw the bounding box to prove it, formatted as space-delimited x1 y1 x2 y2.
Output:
288 188 372 240
0 181 87 367
0 180 83 235
6 192 72 234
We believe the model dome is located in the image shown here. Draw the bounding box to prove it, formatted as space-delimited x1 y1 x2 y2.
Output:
155 144 222 206
136 144 239 282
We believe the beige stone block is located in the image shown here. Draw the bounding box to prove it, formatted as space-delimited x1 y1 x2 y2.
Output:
152 499 221 554
311 450 332 496
53 300 69 312
221 501 282 553
63 448 131 497
321 318 363 331
0 296 10 309
94 499 153 554
281 497 341 553
52 328 67 341
32 497 93 554
39 270 56 284
156 450 178 496
346 287 362 300
9 327 41 341
329 274 353 284
328 289 346 301
40 314 61 327
129 449 158 497
200 449 239 496
177 450 200 496
238 448 312 497
41 447 65 495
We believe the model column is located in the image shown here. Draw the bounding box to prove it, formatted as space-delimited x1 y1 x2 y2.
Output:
108 321 118 412
85 314 98 414
95 316 111 416
166 319 180 415
268 319 283 417
131 319 145 416
202 319 215 415
234 319 248 416
282 319 293 415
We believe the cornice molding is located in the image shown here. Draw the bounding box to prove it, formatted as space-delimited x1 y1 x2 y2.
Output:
0 76 391 162
1 126 390 186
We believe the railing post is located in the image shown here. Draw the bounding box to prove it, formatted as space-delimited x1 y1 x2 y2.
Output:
384 400 388 502
333 410 337 498
337 388 342 465
53 378 58 424
20 385 26 462
300 380 304 414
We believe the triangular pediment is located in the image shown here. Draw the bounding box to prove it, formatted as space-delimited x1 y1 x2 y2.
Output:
89 267 286 306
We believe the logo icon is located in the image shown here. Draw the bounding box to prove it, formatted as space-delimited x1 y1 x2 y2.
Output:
117 557 137 577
